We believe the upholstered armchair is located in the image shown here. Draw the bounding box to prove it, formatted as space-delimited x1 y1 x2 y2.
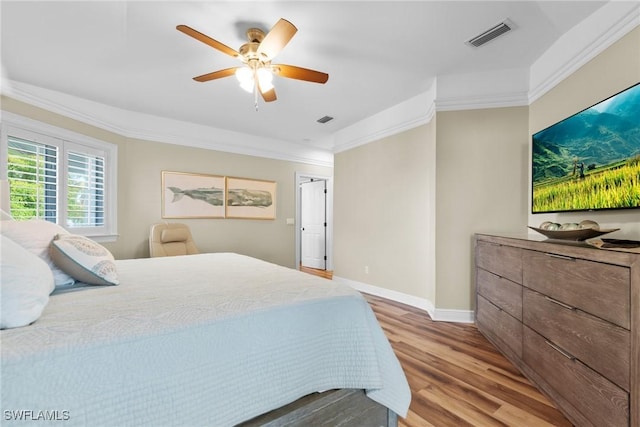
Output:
149 223 199 257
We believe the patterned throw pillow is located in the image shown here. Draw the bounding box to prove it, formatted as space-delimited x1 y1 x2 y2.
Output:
49 234 119 286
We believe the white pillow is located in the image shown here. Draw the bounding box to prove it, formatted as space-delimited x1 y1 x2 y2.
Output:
1 235 54 329
0 219 75 288
49 234 119 286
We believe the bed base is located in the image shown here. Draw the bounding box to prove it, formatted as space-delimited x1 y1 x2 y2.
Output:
237 389 398 427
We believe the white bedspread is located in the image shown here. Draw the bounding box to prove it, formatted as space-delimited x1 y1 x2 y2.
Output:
1 253 410 426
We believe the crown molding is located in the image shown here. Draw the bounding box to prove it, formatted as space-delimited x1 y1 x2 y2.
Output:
330 88 436 154
436 90 529 111
3 81 334 168
2 4 636 160
330 3 638 152
529 1 640 104
435 66 531 112
435 91 529 112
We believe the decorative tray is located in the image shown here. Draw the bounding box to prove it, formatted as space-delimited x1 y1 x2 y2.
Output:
528 226 620 241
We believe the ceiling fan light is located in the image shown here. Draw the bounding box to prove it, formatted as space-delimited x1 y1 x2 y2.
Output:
257 68 274 92
235 67 254 92
257 67 273 84
235 67 252 83
239 80 255 93
259 80 274 92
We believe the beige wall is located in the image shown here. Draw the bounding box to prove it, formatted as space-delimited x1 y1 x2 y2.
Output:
1 97 332 267
334 107 527 311
334 122 436 301
529 26 640 239
333 25 639 313
435 107 529 310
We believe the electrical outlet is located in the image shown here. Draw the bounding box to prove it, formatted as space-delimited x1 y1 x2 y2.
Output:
364 265 369 274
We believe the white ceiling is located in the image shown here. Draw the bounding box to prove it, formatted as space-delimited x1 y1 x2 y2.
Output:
0 1 632 156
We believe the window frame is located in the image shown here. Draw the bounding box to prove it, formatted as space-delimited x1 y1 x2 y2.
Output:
1 112 118 242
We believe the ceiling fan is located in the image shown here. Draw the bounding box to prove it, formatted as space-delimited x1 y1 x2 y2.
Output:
177 18 329 106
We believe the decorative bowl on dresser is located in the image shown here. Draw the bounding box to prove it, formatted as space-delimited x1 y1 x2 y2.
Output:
475 233 639 427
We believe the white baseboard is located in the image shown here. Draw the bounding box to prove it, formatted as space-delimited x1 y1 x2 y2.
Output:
430 308 476 324
334 276 475 324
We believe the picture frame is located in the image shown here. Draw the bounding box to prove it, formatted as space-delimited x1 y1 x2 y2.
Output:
162 171 225 218
225 177 276 220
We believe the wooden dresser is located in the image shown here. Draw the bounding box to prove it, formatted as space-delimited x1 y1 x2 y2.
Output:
475 233 639 427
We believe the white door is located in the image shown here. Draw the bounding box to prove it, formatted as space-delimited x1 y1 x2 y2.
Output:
300 179 326 269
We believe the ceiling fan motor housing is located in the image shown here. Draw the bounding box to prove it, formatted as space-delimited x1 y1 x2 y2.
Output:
246 28 266 43
239 42 264 64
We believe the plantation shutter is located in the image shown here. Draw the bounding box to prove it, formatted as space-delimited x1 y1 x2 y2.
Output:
2 119 117 239
5 127 111 234
66 148 105 227
6 135 59 222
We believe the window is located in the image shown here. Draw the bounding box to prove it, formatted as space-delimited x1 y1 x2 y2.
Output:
1 114 117 241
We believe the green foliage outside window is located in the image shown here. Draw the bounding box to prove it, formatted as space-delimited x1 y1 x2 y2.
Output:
7 148 49 220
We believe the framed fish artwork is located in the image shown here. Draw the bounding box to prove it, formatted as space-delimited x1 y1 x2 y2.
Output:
162 171 226 218
225 177 276 220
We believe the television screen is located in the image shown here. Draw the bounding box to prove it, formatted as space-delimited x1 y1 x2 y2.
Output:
531 82 640 213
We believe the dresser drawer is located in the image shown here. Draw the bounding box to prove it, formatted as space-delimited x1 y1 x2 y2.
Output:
475 241 522 284
522 251 630 329
476 295 522 358
523 326 629 427
523 289 629 391
477 268 522 320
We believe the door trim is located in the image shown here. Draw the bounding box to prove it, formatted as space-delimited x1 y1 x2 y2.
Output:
295 172 333 272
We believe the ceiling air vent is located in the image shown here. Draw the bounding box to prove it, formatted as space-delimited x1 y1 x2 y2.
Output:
317 115 334 124
466 20 514 47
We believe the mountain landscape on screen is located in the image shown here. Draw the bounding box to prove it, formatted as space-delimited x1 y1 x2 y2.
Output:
532 82 640 213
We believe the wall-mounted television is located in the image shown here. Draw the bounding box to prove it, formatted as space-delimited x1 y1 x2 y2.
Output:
531 82 640 214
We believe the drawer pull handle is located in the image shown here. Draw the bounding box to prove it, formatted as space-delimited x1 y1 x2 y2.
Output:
545 340 575 361
544 296 575 311
545 253 575 261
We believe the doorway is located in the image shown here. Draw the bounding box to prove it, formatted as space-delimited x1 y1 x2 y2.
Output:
300 178 326 269
295 172 333 273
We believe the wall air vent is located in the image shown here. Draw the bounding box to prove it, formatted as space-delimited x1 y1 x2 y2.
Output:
466 19 514 47
317 115 334 124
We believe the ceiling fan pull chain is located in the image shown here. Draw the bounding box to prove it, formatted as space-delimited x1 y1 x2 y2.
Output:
252 65 259 111
254 85 259 111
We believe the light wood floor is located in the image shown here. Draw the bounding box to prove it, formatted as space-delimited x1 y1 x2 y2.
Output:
299 265 333 279
363 293 573 427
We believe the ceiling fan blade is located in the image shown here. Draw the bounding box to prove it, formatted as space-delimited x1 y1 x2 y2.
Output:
193 67 239 82
273 64 329 84
177 25 240 58
261 87 277 102
256 18 297 61
256 79 277 102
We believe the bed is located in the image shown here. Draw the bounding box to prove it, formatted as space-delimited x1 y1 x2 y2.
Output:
1 249 411 426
